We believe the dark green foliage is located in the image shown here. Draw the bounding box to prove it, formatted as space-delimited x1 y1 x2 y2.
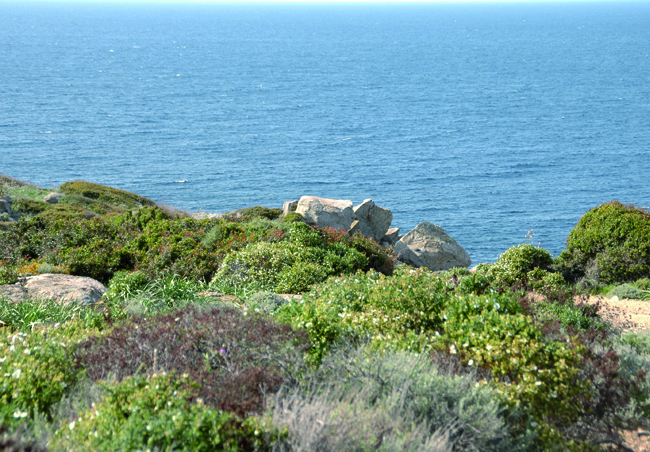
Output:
280 212 305 223
58 180 156 208
227 206 283 220
75 306 309 417
559 201 650 284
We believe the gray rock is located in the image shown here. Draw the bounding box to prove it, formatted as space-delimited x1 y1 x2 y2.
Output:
44 192 66 204
0 273 107 306
379 227 401 247
349 199 393 242
295 196 355 231
282 200 299 217
0 195 12 214
394 222 471 271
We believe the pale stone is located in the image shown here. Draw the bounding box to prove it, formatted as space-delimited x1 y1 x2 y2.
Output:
282 200 299 217
0 274 107 306
394 222 471 271
295 196 355 231
351 199 393 242
44 192 66 204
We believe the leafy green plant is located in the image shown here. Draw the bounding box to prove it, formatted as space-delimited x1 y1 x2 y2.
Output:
58 181 156 209
277 268 451 364
50 373 275 452
482 244 555 286
0 326 86 427
559 201 650 284
280 212 304 224
227 206 283 220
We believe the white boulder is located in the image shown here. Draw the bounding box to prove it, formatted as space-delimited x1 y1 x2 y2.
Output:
394 222 471 271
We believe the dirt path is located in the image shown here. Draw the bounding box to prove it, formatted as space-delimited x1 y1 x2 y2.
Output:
584 295 650 334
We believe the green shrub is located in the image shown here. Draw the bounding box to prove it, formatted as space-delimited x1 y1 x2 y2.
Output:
483 244 554 286
455 273 492 295
559 201 650 284
211 223 378 294
57 194 125 216
608 283 645 300
227 206 283 220
244 291 288 316
535 302 606 332
617 333 650 356
0 212 12 222
280 212 304 224
635 278 650 291
277 268 451 363
0 326 84 427
10 199 49 216
58 181 156 209
51 373 274 452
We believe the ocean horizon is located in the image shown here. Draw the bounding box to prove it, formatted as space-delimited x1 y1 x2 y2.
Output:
2 1 649 264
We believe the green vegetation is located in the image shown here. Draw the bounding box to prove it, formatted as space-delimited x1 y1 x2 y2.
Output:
58 180 156 209
1 178 648 451
559 201 650 285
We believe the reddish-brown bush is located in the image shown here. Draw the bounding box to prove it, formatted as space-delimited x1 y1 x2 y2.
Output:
75 306 309 417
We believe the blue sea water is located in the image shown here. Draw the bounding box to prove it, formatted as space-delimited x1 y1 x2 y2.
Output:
1 1 649 264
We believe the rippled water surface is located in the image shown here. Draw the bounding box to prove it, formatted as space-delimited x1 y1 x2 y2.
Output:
2 2 649 263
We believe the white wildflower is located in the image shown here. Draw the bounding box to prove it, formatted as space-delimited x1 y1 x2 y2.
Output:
12 369 21 379
69 421 76 431
13 410 28 419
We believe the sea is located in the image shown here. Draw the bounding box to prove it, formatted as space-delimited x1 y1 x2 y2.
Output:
1 1 649 265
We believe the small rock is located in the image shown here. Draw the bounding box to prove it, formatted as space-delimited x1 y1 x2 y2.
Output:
44 192 66 204
0 273 107 306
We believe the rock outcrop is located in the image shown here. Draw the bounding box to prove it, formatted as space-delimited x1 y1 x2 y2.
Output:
349 198 393 242
380 227 401 247
295 196 355 231
44 192 65 204
0 195 12 214
394 222 471 271
282 200 298 217
0 274 107 306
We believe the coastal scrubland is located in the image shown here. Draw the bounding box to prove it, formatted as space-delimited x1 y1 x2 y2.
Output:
1 175 649 451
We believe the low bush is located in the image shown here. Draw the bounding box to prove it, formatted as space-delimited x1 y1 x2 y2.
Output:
0 326 87 427
50 373 274 452
212 222 392 294
280 212 304 224
58 181 156 209
481 244 555 286
559 201 650 284
227 206 283 220
74 306 309 417
608 283 646 300
269 345 520 452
